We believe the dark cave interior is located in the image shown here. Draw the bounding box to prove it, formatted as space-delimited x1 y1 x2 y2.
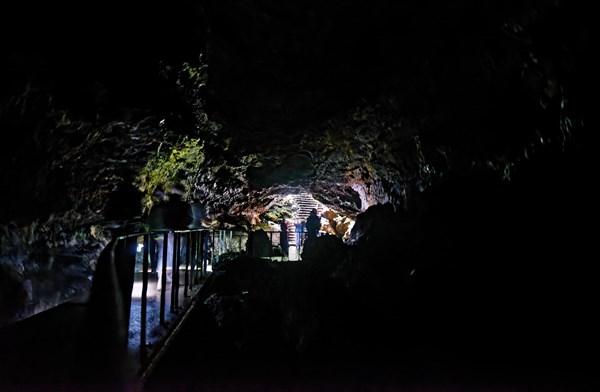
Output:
0 1 598 391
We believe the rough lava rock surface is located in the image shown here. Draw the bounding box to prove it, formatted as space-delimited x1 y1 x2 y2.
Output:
0 1 595 363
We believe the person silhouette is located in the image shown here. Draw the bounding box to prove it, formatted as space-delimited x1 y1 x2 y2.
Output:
305 208 321 240
294 219 304 249
280 218 289 259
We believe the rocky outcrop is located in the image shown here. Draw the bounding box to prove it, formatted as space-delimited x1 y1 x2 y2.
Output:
0 1 593 326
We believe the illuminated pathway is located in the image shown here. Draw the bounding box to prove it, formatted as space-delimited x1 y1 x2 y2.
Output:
0 266 210 392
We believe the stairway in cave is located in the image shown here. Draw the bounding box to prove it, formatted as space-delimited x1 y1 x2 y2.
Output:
288 193 324 247
292 192 324 221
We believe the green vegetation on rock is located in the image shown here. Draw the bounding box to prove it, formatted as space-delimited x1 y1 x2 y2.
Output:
138 137 204 212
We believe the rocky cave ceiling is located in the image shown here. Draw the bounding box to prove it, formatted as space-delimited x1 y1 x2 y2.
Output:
0 0 592 229
1 0 598 373
1 3 598 383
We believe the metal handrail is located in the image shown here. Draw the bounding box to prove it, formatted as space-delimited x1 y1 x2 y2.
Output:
109 227 307 375
114 229 207 364
112 227 252 370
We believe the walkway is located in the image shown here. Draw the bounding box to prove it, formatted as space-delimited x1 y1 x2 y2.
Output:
0 265 210 392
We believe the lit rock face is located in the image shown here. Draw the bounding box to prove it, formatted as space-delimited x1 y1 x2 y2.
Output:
1 1 589 221
0 1 593 323
196 0 591 214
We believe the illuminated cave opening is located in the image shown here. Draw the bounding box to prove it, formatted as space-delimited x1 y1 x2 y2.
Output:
265 192 355 240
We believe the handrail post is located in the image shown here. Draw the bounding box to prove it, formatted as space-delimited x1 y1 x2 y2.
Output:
184 232 190 297
170 233 178 313
199 231 204 280
211 230 215 269
200 230 204 277
160 231 168 325
189 231 196 289
140 233 149 364
174 233 181 309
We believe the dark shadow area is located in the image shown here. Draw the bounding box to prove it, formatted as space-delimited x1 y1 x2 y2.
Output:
143 146 598 391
